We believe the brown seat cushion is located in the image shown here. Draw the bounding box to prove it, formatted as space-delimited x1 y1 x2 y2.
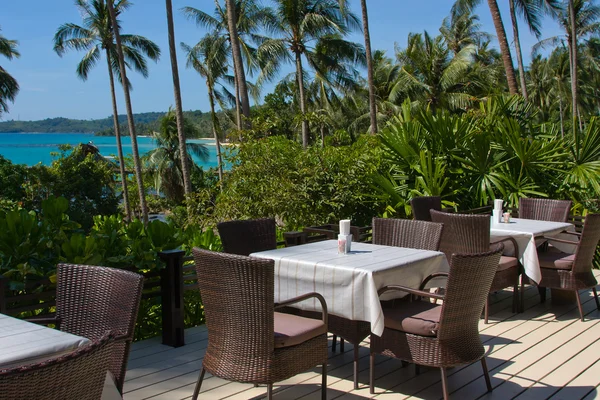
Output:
498 256 518 271
538 251 575 270
383 301 442 337
274 312 327 348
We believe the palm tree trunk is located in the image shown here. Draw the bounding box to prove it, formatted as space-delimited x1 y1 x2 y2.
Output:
568 0 579 139
295 51 309 148
486 0 519 95
208 85 224 183
105 50 132 221
361 0 377 134
509 0 528 99
225 0 251 127
559 96 564 138
232 60 242 129
107 0 148 225
166 0 193 197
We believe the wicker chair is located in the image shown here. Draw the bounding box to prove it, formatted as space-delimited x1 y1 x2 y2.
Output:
430 210 521 323
372 218 444 251
410 196 442 221
217 218 277 256
518 198 572 222
369 247 503 399
536 213 600 321
191 248 328 400
0 333 114 400
29 264 143 394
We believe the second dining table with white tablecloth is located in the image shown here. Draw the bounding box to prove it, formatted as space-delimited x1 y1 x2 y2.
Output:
251 240 449 337
0 313 89 369
490 217 576 284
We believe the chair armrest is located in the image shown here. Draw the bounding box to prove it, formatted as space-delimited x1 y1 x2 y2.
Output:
490 236 519 257
275 292 328 325
378 285 444 301
25 317 61 329
541 236 579 246
419 272 449 291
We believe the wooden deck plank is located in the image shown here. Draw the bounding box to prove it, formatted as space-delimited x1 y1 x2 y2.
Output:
123 272 600 400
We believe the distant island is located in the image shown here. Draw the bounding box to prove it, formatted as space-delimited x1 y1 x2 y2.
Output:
0 109 229 137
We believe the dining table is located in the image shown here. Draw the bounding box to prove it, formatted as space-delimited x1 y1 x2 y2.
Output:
250 240 449 337
0 313 89 369
490 217 576 284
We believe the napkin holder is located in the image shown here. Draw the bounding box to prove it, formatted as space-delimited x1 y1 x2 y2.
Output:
492 209 502 224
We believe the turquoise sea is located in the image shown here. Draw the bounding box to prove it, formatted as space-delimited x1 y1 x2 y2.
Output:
0 132 220 167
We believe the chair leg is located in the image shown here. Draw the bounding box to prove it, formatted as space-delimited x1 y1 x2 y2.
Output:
332 335 337 352
267 383 273 400
369 353 375 394
440 368 449 400
593 287 600 310
322 362 327 400
513 279 519 313
484 297 489 324
481 358 493 392
538 286 546 303
353 343 359 390
520 274 525 312
340 338 345 352
576 291 585 322
192 367 206 400
415 364 420 375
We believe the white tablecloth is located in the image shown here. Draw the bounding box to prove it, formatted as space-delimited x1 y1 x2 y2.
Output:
0 313 89 369
251 240 449 337
490 218 575 284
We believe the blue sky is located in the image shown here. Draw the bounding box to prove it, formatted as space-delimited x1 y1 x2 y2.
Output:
1 0 564 121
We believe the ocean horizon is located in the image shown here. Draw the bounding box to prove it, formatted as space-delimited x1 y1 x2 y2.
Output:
0 132 221 167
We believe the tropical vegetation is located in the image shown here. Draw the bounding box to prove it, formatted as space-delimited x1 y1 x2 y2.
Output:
3 0 600 340
0 26 19 116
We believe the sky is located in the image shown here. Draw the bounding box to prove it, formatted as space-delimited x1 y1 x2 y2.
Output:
1 0 565 122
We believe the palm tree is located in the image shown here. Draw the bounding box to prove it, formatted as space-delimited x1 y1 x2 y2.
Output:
394 32 480 112
107 0 149 224
146 109 209 203
440 6 491 55
455 0 519 94
0 27 20 116
165 0 192 199
257 0 362 148
225 0 251 126
183 0 269 130
534 0 600 134
53 0 160 221
508 0 560 99
360 0 377 134
182 34 232 182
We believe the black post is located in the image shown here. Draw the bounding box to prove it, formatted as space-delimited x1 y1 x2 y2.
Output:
158 249 185 347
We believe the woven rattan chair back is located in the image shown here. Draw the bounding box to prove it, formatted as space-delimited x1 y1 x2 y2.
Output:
372 218 443 251
217 218 277 256
438 247 503 345
192 248 275 382
0 333 114 400
430 210 490 262
56 263 143 393
572 214 600 275
518 198 571 222
410 196 442 221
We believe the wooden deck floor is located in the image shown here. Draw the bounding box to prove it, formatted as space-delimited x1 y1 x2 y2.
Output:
123 271 600 400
